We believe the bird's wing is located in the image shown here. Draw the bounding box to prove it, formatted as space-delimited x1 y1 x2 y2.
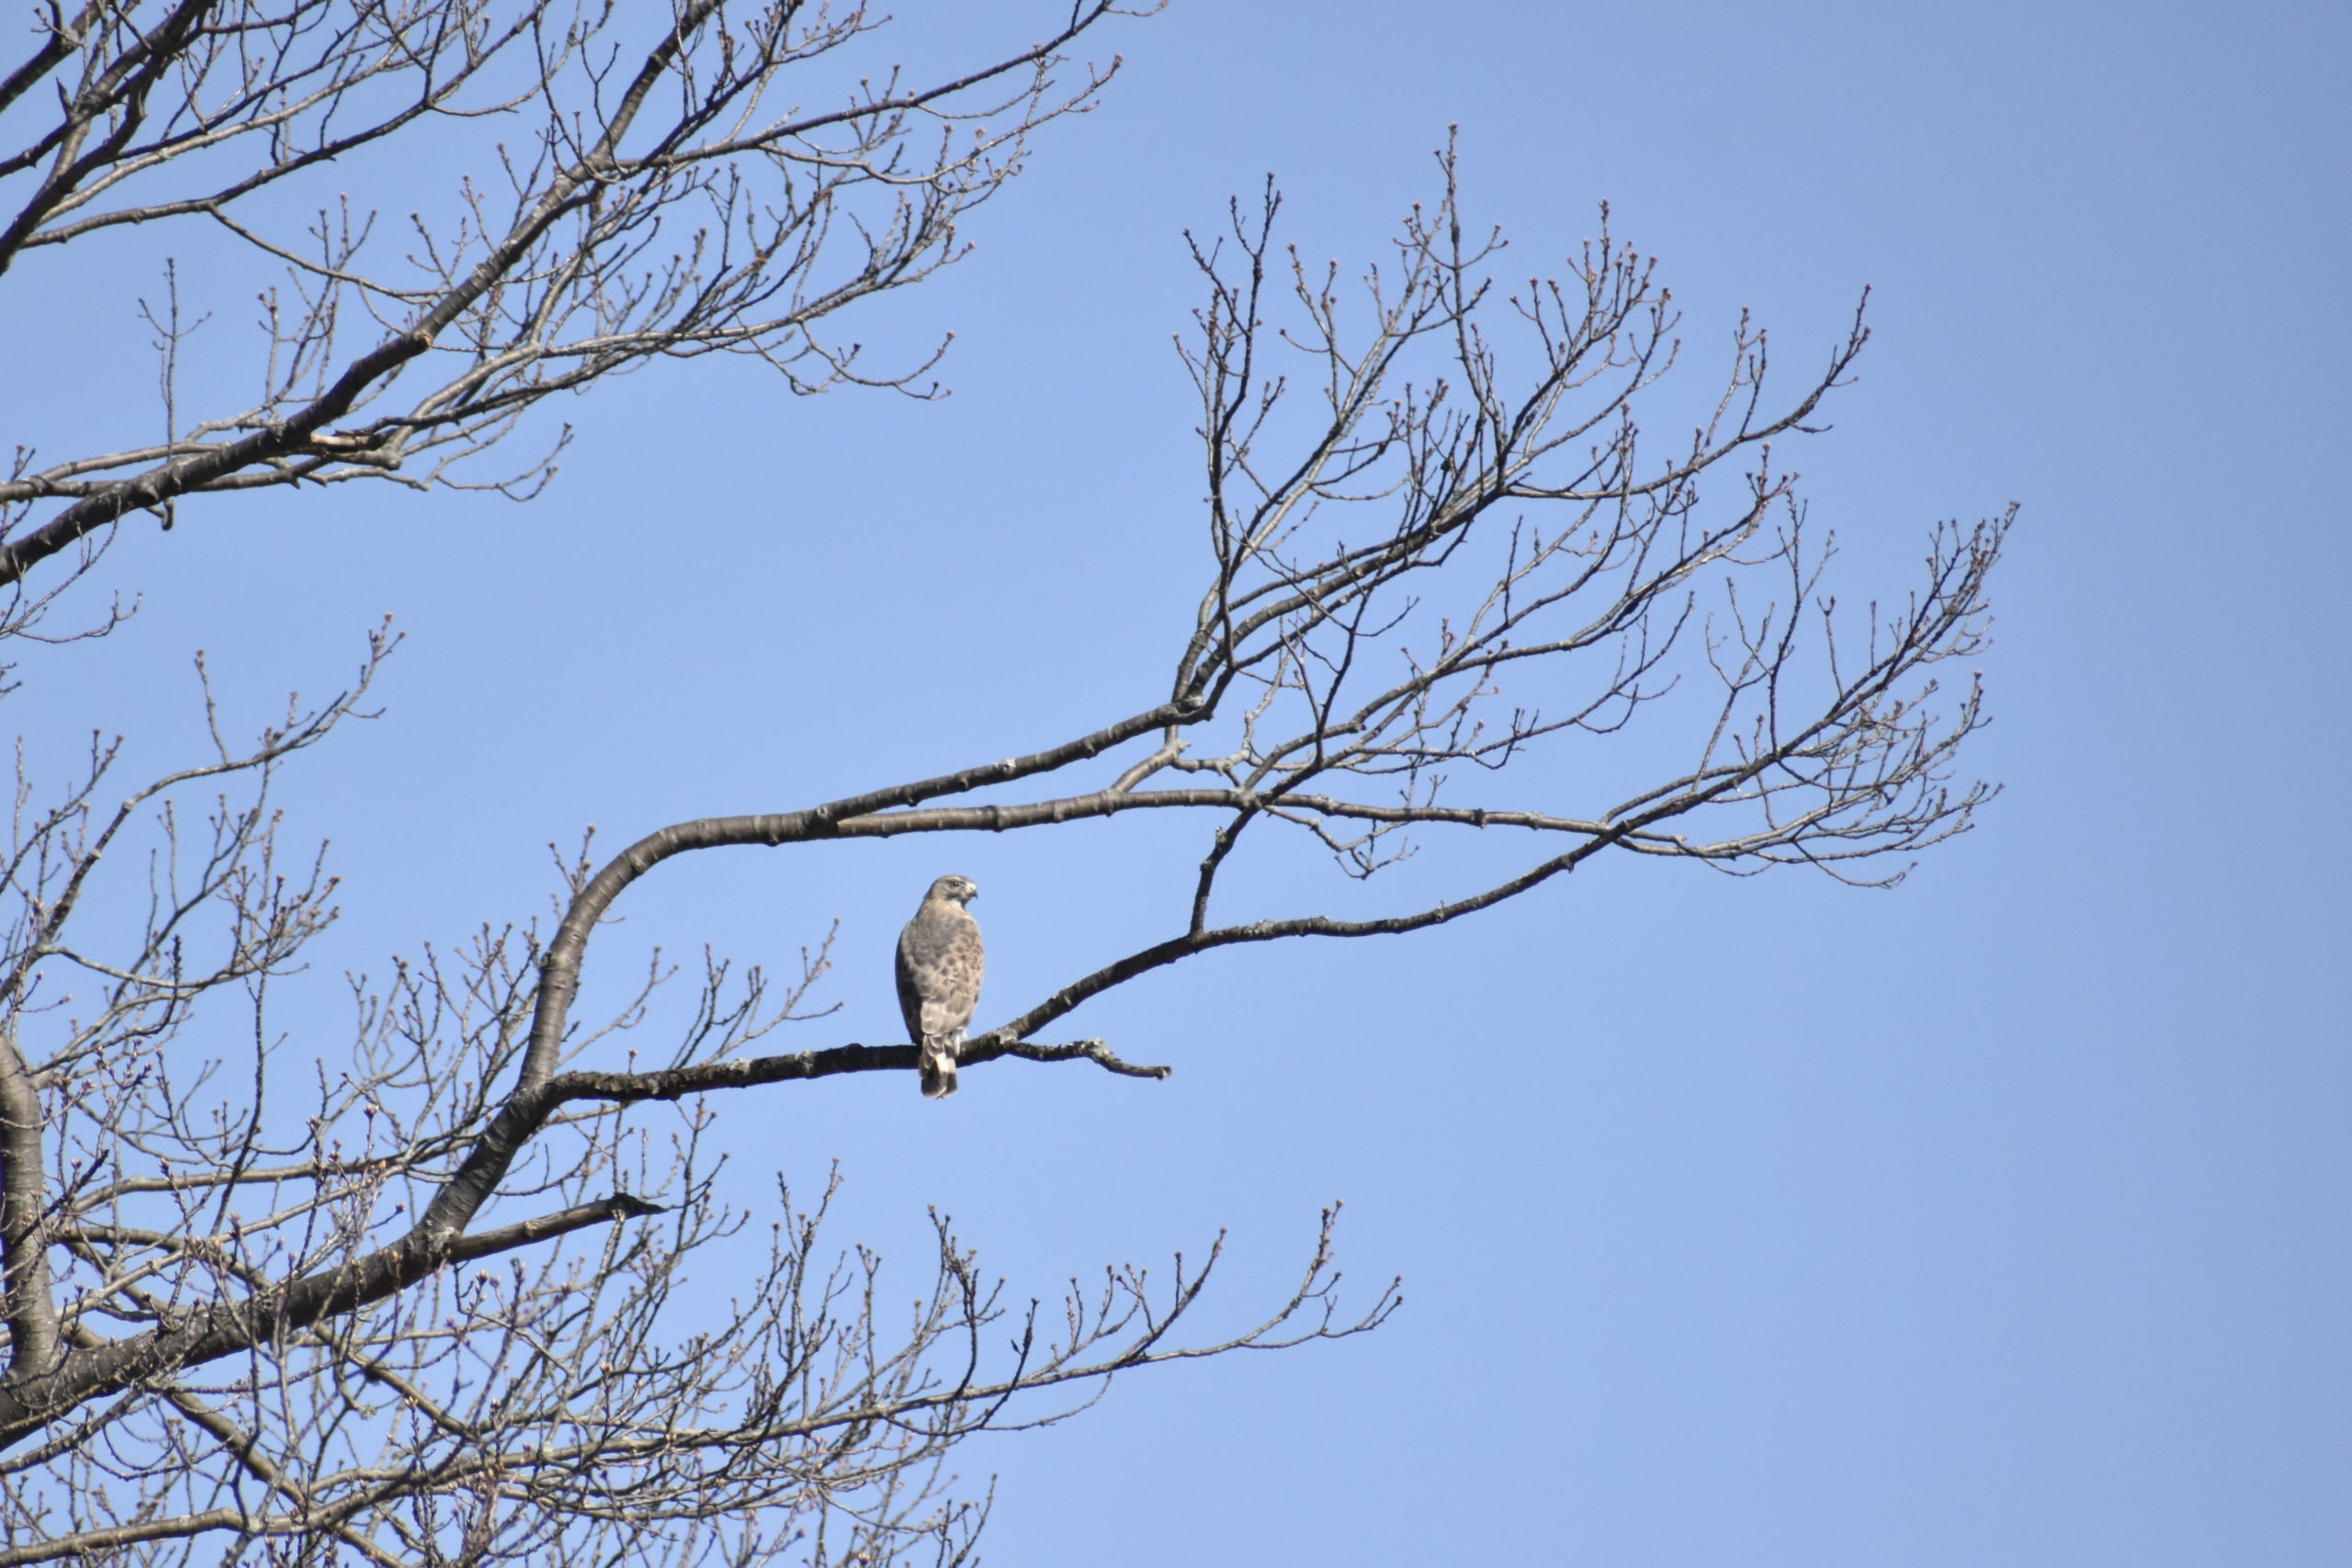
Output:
915 912 983 1036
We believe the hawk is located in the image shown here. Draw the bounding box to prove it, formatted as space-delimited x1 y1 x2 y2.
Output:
895 874 983 1099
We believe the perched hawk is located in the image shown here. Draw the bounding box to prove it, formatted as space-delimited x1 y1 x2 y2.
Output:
896 874 983 1099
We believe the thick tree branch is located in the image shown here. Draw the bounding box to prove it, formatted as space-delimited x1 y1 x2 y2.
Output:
0 1040 57 1378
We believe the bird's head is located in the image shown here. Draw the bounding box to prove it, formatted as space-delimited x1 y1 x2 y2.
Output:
927 874 978 905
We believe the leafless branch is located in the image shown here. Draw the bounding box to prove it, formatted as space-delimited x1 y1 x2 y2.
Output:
2 0 1143 585
0 53 2001 1556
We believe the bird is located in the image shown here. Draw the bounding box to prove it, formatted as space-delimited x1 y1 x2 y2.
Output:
895 874 984 1099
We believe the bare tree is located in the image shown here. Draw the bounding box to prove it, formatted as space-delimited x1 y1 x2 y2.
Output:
0 0 2008 1556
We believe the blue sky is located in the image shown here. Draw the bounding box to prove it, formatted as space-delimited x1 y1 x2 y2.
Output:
3 0 2346 1562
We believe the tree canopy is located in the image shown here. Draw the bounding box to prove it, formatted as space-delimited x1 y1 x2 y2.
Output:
0 2 2004 1561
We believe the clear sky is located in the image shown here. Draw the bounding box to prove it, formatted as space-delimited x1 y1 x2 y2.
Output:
3 0 2346 1562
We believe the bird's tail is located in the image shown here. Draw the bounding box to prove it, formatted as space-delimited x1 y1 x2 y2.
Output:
919 1030 961 1099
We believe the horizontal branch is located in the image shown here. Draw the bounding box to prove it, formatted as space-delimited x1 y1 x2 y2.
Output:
537 1037 1171 1107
